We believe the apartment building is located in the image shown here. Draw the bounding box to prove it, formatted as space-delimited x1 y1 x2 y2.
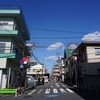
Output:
69 42 100 90
52 64 60 81
0 6 30 88
64 47 75 85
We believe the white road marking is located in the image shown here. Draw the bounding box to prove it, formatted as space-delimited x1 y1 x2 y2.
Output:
59 88 66 93
51 85 53 88
66 88 74 93
62 84 66 88
62 84 74 93
37 89 42 94
53 89 58 93
27 84 74 95
28 89 36 95
55 83 60 87
45 89 50 94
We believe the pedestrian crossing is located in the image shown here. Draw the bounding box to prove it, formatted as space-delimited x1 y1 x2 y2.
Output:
27 87 74 95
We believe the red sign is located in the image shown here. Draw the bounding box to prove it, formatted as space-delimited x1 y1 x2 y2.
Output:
23 57 29 61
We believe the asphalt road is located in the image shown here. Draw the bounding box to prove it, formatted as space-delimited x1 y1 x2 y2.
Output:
0 82 100 100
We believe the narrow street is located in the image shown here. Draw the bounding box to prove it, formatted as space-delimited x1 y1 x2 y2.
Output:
0 1 100 100
1 82 100 100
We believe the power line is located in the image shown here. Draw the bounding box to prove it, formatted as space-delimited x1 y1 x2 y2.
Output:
29 28 90 34
30 0 45 29
29 0 48 58
31 52 42 64
30 36 82 39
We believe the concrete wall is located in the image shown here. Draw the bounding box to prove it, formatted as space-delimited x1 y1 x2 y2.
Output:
86 63 100 75
0 58 7 68
0 70 2 88
83 75 100 91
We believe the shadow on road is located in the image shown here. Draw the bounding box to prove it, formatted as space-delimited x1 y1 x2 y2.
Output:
23 95 33 98
69 86 100 100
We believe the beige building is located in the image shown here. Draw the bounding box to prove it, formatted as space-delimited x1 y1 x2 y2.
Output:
52 64 60 80
71 42 100 90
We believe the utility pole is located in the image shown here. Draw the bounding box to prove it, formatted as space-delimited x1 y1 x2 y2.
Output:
56 52 62 82
56 52 60 63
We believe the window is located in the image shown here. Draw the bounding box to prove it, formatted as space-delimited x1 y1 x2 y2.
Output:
0 43 5 53
0 23 8 25
0 18 15 30
95 48 100 55
33 69 36 72
27 68 31 72
40 69 43 72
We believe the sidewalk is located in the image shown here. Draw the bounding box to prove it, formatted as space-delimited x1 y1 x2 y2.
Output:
0 86 29 97
64 83 100 100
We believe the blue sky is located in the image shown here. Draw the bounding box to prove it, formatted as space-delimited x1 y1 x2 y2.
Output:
1 0 100 73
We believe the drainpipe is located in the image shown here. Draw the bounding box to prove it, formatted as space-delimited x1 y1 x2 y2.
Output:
7 67 11 88
75 62 78 90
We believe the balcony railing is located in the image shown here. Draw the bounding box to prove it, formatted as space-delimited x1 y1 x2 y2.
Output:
0 46 23 59
0 46 14 54
0 24 17 31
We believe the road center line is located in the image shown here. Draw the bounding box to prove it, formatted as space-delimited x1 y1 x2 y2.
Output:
37 89 42 94
28 89 36 95
55 83 60 87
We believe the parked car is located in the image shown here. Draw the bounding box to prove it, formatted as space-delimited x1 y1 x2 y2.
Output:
43 76 49 83
27 78 37 89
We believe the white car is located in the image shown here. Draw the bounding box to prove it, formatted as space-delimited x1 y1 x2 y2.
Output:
27 78 37 88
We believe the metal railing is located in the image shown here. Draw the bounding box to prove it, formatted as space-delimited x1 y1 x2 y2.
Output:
0 24 17 31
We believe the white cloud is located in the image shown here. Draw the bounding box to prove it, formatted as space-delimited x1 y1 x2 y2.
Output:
45 56 58 61
67 44 77 49
47 42 64 50
82 31 100 42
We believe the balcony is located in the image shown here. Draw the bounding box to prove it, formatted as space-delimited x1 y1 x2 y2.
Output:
0 7 30 40
0 53 15 58
52 73 60 76
53 70 59 73
0 24 18 36
0 25 28 49
0 46 22 59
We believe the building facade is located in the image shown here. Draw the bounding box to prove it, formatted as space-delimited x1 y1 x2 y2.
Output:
0 6 30 88
52 64 60 81
27 63 47 78
67 42 100 91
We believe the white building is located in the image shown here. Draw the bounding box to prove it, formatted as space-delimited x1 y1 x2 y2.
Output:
27 64 46 77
